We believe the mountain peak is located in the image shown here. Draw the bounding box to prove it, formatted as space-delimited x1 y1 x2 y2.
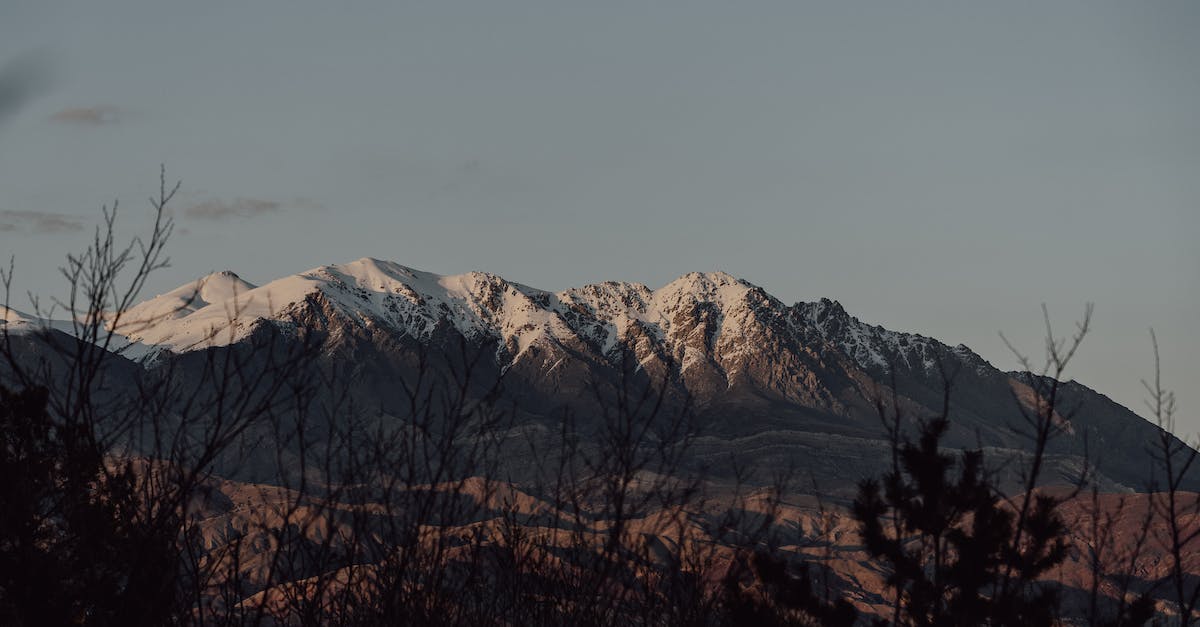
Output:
196 270 256 300
656 271 752 298
817 296 846 312
666 271 741 287
118 270 257 329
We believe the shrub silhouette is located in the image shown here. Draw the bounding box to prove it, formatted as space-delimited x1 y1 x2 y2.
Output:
720 550 858 627
0 384 178 626
852 415 1069 626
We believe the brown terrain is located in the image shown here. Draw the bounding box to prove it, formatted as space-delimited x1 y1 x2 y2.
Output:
181 470 1200 623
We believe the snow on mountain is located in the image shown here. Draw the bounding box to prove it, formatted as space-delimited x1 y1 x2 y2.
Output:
0 306 39 332
315 258 579 362
790 297 990 376
552 271 777 368
1 305 30 324
121 270 257 323
1 304 163 361
105 259 996 383
112 270 266 350
555 280 655 355
111 259 573 357
0 306 89 338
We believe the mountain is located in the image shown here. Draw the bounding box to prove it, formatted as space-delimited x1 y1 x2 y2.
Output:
7 256 1197 621
70 257 1185 497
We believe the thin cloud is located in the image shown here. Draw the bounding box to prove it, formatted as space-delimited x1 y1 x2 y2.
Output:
0 53 54 128
0 210 85 234
183 198 282 220
50 105 121 126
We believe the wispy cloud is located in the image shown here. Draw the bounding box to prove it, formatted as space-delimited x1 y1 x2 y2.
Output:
0 53 54 128
183 198 282 220
50 105 121 126
0 210 85 234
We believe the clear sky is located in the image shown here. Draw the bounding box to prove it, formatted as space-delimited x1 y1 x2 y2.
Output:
1 1 1197 434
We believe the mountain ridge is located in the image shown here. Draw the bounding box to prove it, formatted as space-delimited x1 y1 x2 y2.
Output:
109 257 952 378
6 257 1190 496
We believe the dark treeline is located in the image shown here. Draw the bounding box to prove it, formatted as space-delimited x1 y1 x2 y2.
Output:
1 173 1198 626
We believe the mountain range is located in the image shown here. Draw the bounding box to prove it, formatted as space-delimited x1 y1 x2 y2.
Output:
1 257 1188 496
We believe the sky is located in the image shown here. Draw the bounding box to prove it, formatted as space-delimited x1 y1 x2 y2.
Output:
0 1 1197 434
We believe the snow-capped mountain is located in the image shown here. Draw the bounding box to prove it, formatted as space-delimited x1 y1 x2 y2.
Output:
6 261 1192 622
7 257 1185 495
110 257 945 381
